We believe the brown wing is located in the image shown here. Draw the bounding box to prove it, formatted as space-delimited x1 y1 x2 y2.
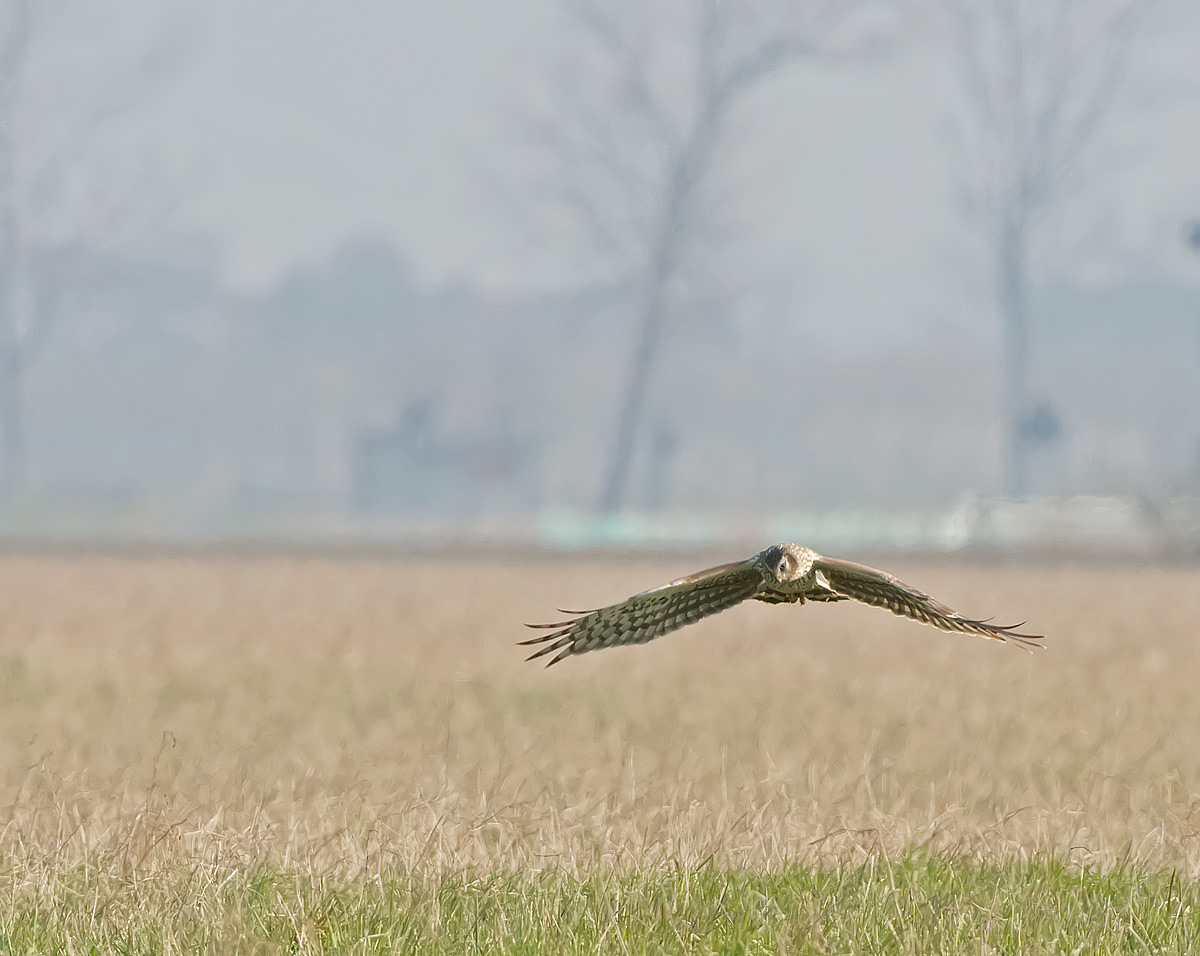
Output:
812 555 1044 649
520 559 767 666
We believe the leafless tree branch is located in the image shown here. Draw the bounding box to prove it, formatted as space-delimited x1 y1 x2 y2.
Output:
570 0 683 149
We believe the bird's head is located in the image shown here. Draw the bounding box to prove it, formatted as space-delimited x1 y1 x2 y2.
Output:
763 543 804 582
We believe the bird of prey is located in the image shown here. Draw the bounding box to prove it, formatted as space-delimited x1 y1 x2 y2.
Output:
521 542 1043 666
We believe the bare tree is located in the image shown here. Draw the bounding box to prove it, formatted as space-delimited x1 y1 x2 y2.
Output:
523 0 871 515
937 0 1154 498
0 0 188 495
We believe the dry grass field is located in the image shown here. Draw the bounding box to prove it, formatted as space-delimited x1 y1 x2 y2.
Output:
0 553 1198 952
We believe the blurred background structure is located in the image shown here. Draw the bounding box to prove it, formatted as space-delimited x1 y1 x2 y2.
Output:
0 0 1198 556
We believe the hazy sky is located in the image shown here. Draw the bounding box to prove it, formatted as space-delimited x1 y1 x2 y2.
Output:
159 1 553 291
33 1 1200 335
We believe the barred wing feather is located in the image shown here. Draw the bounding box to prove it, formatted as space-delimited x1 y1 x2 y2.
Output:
812 556 1044 649
520 560 766 667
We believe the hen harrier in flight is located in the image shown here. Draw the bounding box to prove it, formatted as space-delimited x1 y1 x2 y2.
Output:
521 543 1043 666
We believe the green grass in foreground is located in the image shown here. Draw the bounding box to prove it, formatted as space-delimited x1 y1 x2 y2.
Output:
2 855 1198 954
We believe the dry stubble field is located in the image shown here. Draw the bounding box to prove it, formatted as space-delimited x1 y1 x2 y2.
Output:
0 553 1199 952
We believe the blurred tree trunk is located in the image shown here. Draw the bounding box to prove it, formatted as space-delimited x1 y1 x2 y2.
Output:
998 216 1029 499
600 261 671 514
599 84 718 514
0 0 30 494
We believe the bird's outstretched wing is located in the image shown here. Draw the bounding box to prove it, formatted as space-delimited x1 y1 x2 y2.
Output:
520 559 766 666
811 555 1044 649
